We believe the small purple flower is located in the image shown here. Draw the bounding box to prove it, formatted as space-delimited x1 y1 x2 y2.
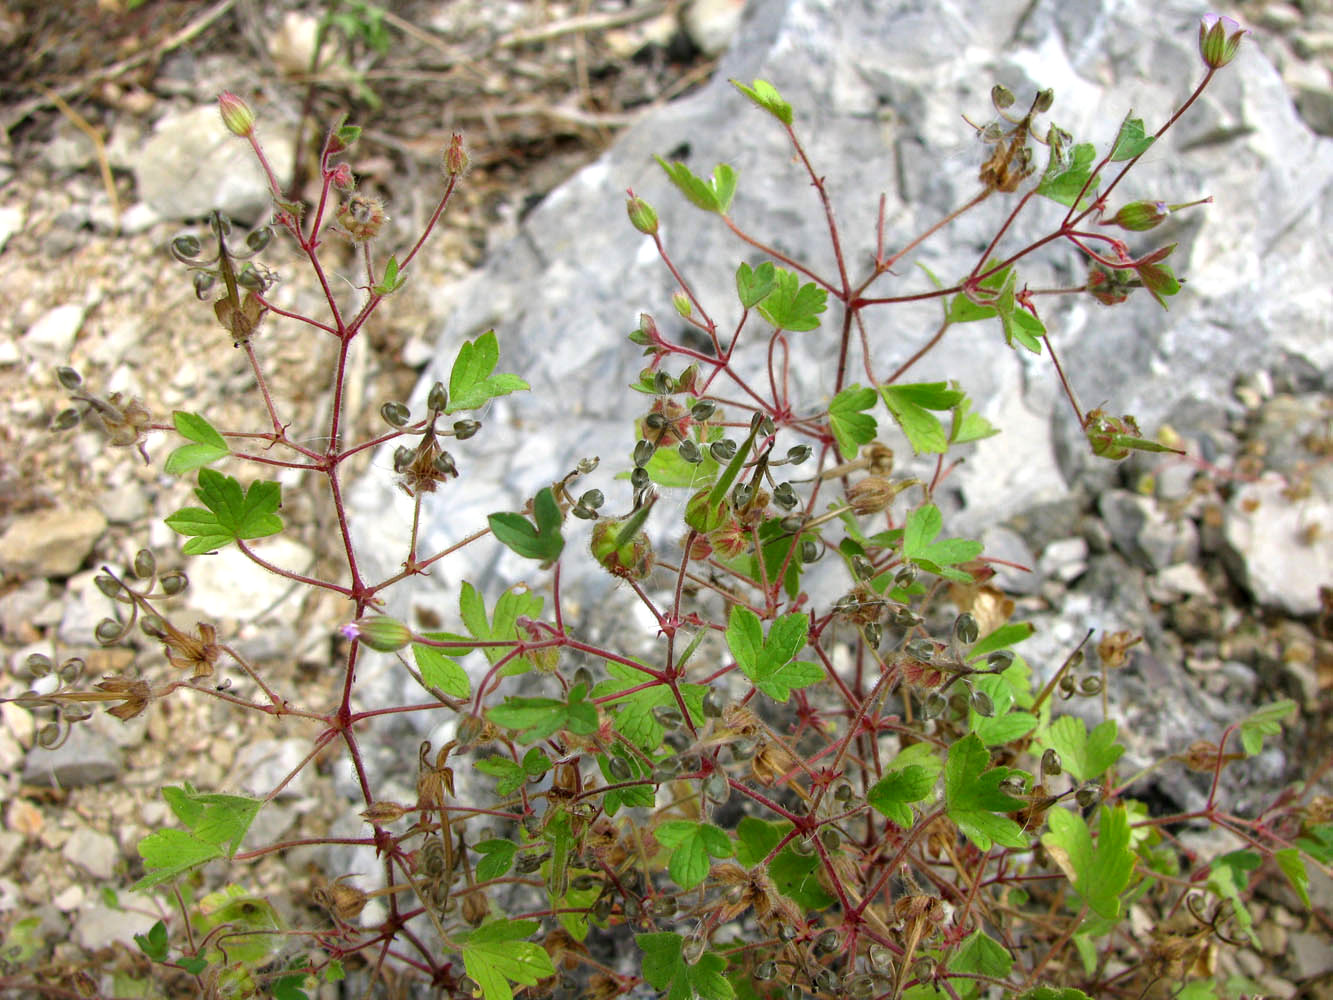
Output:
1198 14 1245 69
339 615 412 652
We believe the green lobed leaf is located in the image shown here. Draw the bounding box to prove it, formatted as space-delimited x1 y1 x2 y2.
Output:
867 765 935 827
1036 141 1099 208
1041 804 1135 920
1038 716 1124 783
1207 851 1260 946
373 254 404 295
1274 848 1310 908
637 932 734 1000
1109 114 1155 162
756 267 828 332
165 468 283 555
654 158 738 215
133 786 262 891
726 606 822 702
828 385 878 459
950 928 1013 979
488 487 565 566
476 747 550 796
968 622 1036 660
950 395 1000 444
900 504 983 581
446 330 529 414
462 919 555 1000
654 820 733 890
164 411 230 476
880 382 964 454
592 661 707 751
731 78 793 126
411 636 470 697
487 685 597 742
944 733 1027 851
454 582 545 677
733 817 834 910
1237 699 1296 757
736 261 778 309
473 838 519 882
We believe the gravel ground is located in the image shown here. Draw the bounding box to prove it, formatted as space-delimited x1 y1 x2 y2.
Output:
0 1 1329 997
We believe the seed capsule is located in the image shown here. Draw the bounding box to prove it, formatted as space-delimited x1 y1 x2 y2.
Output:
954 612 979 645
453 419 481 440
426 382 448 413
710 439 737 462
678 439 702 464
381 401 411 427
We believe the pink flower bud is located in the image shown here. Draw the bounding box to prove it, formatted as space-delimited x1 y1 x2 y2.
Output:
341 615 412 652
625 191 659 235
1198 14 1245 69
217 91 255 138
1111 200 1169 231
444 133 469 176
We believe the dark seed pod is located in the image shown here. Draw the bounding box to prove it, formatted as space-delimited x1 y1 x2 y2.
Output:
772 482 798 510
894 564 919 588
453 419 481 440
643 411 668 431
786 444 812 464
813 969 839 992
652 371 674 394
25 653 53 677
690 401 716 421
732 483 754 509
780 515 805 534
778 923 799 941
432 452 458 477
579 490 605 510
954 612 980 646
630 467 651 491
790 835 815 856
1075 783 1102 809
892 607 922 628
245 226 273 252
755 415 776 436
847 973 877 998
833 780 854 804
1079 676 1103 696
515 850 546 875
570 873 602 891
426 382 448 413
56 366 83 390
851 554 875 580
783 983 801 1000
678 439 702 464
393 446 413 473
704 772 729 804
192 271 216 299
799 539 820 563
710 439 737 462
133 549 156 579
159 571 188 596
969 689 995 718
652 706 683 729
57 657 85 684
815 929 840 954
381 401 411 427
171 234 203 260
819 827 841 850
209 213 232 238
633 439 655 467
140 615 168 639
608 756 632 781
571 504 596 520
51 408 81 431
702 687 725 718
922 691 947 719
1041 748 1063 777
236 264 267 291
754 960 778 981
862 623 882 648
591 894 614 921
986 650 1015 670
94 574 123 599
94 618 124 644
905 638 935 661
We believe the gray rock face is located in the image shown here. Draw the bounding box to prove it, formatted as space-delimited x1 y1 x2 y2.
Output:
343 0 1331 762
131 105 294 224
